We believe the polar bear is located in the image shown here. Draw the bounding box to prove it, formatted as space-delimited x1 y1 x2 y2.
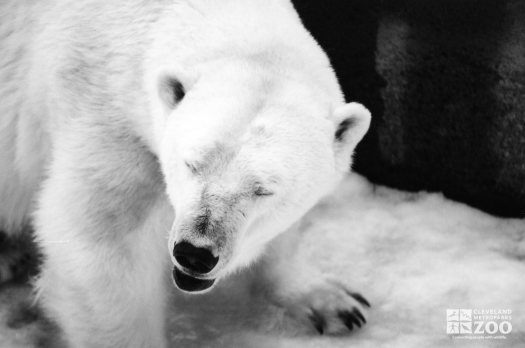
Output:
0 0 371 346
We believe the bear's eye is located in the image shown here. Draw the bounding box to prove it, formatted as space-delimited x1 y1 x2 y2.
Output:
254 186 274 197
185 161 198 174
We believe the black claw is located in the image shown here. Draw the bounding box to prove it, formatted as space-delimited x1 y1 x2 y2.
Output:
338 310 361 331
349 292 371 308
353 308 366 324
338 311 354 331
309 310 325 335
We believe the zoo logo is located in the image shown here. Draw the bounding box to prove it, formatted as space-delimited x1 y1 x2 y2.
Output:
446 309 512 338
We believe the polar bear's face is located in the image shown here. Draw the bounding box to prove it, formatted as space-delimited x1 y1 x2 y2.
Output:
153 63 370 293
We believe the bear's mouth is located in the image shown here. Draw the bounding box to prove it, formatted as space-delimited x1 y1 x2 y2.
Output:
172 267 215 292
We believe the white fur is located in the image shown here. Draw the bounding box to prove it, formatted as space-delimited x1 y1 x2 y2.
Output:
0 0 371 346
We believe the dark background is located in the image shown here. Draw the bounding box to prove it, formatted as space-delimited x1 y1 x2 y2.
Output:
292 0 525 217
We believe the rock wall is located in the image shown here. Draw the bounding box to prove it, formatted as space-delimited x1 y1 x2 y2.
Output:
293 0 525 217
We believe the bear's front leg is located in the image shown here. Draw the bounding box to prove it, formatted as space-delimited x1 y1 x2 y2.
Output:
254 223 371 335
34 131 173 348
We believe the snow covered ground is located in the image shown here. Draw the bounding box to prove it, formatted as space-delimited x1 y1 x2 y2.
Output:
1 174 524 347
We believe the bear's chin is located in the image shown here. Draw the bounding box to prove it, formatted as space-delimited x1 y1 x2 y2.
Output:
172 267 215 292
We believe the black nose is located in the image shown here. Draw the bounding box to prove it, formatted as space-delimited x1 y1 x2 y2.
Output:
173 242 219 274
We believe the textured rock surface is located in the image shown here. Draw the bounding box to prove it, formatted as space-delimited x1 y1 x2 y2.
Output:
293 0 525 217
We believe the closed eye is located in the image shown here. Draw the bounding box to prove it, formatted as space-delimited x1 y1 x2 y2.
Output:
185 161 198 174
254 186 274 197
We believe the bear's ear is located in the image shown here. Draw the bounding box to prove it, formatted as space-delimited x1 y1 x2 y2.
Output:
157 74 186 111
332 102 371 168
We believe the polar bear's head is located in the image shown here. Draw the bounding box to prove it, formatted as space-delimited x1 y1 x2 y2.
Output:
142 0 371 291
151 58 370 293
